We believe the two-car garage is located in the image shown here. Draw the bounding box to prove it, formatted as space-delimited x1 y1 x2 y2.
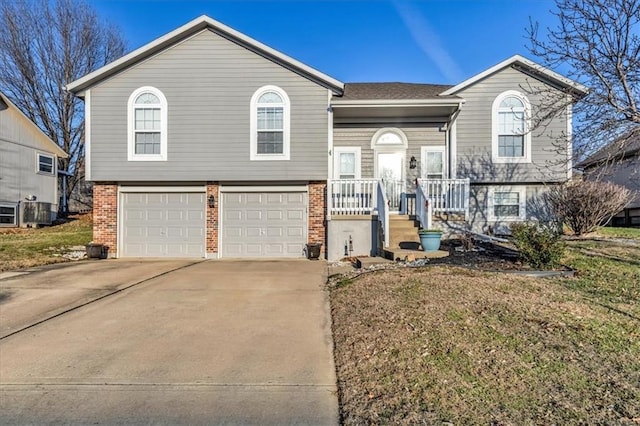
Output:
119 186 309 258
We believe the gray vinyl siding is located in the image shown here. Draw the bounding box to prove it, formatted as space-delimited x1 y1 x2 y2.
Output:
333 123 446 184
89 29 329 182
455 67 570 183
585 158 640 209
0 106 59 214
467 184 556 234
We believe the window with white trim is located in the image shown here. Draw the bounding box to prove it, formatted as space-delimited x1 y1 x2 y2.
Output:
488 186 527 221
492 91 531 163
0 204 17 226
128 86 167 161
37 153 55 175
333 147 361 180
250 85 290 160
421 146 446 179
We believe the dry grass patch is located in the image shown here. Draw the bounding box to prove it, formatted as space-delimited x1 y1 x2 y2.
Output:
0 214 92 272
331 266 640 424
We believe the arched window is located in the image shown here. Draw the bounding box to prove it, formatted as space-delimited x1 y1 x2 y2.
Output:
492 91 531 163
250 85 290 160
128 86 167 161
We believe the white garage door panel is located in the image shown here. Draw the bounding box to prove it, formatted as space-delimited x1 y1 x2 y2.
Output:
222 191 307 258
121 192 205 257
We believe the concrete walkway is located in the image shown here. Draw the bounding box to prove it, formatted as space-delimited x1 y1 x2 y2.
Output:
0 260 338 425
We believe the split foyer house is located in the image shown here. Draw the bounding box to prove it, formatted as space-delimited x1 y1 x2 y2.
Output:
1 91 68 227
66 15 587 260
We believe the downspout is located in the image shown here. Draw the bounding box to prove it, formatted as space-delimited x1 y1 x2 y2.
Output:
58 169 73 214
327 90 334 221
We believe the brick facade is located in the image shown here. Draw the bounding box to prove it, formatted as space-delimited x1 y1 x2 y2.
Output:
308 181 327 257
206 182 219 256
93 183 118 256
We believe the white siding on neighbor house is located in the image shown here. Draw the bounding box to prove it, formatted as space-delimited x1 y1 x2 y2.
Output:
89 29 329 182
0 103 59 216
455 66 570 183
333 123 446 187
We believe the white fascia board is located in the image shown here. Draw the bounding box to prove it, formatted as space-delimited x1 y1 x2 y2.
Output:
220 185 308 193
331 99 465 108
441 54 589 96
66 15 344 94
84 90 91 181
119 186 207 193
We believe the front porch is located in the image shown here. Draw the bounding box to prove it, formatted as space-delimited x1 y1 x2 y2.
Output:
326 178 470 259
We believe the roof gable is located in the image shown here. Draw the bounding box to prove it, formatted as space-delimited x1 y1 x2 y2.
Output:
66 15 344 95
0 91 68 158
441 54 588 97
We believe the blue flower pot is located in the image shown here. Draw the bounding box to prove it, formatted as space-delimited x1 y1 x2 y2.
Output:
419 232 442 252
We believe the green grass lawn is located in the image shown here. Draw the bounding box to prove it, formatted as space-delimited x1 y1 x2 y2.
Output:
596 226 640 239
0 214 93 272
330 228 640 424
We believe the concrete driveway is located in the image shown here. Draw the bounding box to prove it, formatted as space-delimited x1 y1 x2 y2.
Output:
0 260 338 425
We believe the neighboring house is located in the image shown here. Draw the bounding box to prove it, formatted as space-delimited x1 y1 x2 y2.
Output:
0 91 68 227
577 131 640 227
66 15 587 260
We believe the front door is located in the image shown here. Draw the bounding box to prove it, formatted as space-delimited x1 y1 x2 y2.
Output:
376 152 403 212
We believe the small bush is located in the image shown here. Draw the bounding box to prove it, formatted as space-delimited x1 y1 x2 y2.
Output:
545 180 635 235
510 222 565 270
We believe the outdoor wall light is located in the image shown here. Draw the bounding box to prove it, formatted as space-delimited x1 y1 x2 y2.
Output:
409 156 417 169
208 195 215 208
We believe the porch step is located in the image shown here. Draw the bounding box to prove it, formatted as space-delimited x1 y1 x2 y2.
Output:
387 215 422 250
383 248 449 262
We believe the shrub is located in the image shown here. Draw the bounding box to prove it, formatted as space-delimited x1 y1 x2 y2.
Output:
545 180 635 235
510 222 565 270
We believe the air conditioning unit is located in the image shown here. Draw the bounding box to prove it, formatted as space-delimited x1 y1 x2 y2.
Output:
21 201 52 226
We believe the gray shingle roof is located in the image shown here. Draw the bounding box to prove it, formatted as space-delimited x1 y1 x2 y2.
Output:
577 129 640 168
337 82 454 100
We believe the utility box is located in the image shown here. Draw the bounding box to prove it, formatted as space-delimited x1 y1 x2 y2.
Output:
21 202 52 227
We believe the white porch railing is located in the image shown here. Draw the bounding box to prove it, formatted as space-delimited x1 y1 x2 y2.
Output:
376 180 390 248
328 178 378 215
415 182 433 230
382 179 403 211
417 178 470 218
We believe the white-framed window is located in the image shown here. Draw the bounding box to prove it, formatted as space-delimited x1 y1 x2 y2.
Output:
488 186 527 221
370 128 408 149
333 147 361 180
0 204 17 226
420 146 446 179
127 86 168 161
250 85 290 161
492 90 531 163
36 153 55 175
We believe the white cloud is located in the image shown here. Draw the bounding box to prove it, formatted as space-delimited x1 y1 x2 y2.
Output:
393 1 464 82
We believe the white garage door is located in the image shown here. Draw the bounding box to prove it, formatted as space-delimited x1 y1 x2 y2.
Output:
121 191 205 257
222 191 307 258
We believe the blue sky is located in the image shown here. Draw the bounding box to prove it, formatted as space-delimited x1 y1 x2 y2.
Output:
92 0 560 84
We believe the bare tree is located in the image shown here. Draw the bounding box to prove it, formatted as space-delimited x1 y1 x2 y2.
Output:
528 0 640 161
0 0 126 213
545 180 635 235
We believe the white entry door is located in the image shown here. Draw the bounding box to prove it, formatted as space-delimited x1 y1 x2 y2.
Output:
376 152 404 211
